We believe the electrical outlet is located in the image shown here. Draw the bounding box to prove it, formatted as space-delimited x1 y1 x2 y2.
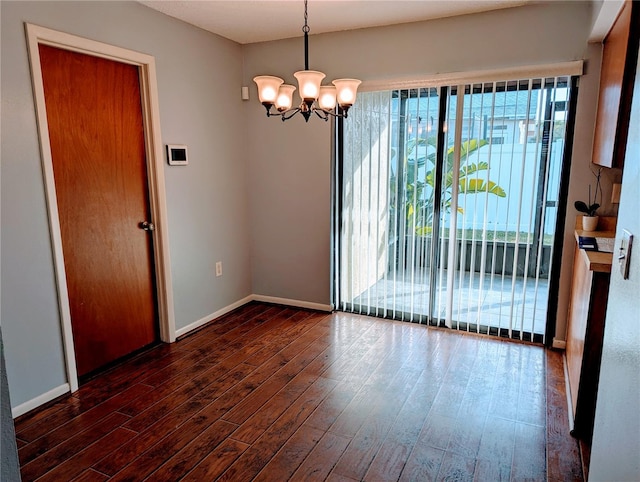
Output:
215 261 223 277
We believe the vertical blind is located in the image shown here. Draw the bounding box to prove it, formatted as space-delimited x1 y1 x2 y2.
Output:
336 77 574 344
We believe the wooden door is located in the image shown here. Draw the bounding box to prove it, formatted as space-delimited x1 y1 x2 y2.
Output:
39 44 158 377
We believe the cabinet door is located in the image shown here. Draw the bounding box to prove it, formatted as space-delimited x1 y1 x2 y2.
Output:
592 1 640 168
566 246 592 417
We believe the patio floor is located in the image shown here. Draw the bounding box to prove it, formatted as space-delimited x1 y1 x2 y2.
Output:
350 267 549 340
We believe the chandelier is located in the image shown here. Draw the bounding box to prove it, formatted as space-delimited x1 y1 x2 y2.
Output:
253 0 361 122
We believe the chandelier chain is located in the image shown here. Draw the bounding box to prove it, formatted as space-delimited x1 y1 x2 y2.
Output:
302 0 310 33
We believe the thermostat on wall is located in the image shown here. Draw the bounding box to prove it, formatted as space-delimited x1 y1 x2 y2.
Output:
166 144 188 166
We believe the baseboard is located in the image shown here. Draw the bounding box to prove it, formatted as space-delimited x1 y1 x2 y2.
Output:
552 338 567 350
160 294 333 340
175 295 253 338
12 383 70 418
250 295 333 313
563 353 575 432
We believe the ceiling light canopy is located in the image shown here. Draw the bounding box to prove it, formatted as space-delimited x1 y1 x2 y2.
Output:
253 0 361 122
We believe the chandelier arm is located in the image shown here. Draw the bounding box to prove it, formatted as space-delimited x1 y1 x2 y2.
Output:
280 107 303 121
312 107 349 120
337 106 349 119
265 107 298 119
313 108 330 121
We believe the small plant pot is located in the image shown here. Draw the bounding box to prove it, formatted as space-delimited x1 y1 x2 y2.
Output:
582 215 599 232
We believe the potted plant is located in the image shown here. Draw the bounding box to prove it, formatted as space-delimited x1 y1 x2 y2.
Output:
575 167 602 231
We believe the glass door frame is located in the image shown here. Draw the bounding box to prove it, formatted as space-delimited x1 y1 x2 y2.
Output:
333 76 579 346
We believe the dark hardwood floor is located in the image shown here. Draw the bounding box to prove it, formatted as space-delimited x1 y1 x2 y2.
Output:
14 302 582 481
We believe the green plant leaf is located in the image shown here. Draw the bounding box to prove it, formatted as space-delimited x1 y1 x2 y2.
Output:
460 162 490 177
415 226 433 236
574 201 589 213
446 138 489 164
460 179 507 197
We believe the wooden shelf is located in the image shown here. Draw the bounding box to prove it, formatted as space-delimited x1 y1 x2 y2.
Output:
575 248 613 273
573 224 614 273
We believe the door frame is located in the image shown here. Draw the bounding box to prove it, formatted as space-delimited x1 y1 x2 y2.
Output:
25 23 176 392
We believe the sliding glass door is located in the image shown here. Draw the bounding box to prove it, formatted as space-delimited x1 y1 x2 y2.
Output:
335 77 575 344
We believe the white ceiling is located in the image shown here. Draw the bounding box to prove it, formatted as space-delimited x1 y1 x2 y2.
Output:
138 0 536 44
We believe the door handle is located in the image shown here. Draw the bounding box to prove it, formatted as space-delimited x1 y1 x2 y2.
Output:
139 221 155 232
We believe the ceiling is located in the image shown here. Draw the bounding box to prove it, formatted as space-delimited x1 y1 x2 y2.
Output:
138 0 537 45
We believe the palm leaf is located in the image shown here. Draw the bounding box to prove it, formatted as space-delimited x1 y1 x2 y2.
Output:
446 138 488 164
406 137 435 157
459 179 506 197
460 162 490 177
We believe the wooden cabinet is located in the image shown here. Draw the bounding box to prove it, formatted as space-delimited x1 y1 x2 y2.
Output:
565 217 615 444
566 245 609 443
592 0 640 168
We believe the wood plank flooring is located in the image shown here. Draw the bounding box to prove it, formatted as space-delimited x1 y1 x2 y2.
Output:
14 302 582 481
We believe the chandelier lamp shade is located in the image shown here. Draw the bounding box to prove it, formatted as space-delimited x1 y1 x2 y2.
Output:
253 0 361 122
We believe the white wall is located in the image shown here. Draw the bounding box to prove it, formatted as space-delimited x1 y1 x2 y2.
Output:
243 1 604 339
589 46 640 481
1 1 251 408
